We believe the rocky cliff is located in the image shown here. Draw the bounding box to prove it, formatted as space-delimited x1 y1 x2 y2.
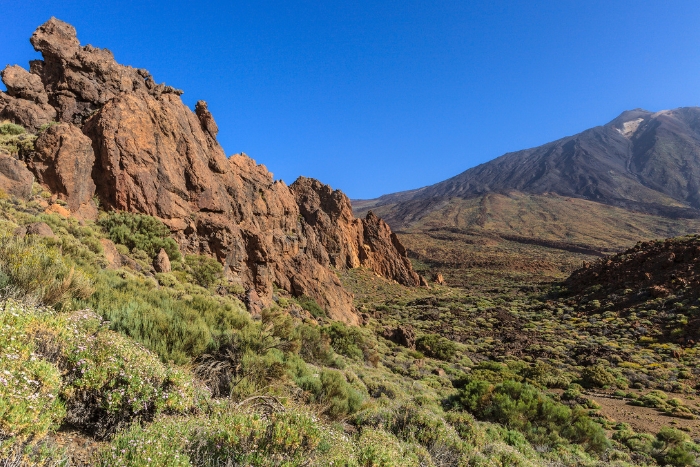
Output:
0 18 421 323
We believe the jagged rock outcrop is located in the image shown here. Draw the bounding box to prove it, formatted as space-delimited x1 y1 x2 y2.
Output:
0 18 420 324
291 177 420 286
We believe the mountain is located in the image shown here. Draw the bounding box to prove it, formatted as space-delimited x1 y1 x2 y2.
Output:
0 18 421 324
356 107 700 226
354 108 700 286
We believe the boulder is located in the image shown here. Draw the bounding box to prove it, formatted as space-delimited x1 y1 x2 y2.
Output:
100 238 122 269
153 248 171 273
382 325 417 350
25 222 55 238
2 65 49 104
433 273 445 285
0 154 34 199
0 92 56 133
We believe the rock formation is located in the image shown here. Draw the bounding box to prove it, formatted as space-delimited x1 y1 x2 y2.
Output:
153 248 171 273
291 177 421 287
0 18 420 324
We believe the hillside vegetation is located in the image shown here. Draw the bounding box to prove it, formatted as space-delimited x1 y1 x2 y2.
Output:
0 182 699 466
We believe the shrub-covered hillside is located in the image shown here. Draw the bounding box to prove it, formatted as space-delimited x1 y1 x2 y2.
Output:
0 181 699 466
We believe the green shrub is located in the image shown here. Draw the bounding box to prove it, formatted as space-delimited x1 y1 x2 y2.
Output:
294 366 365 419
296 295 326 319
97 211 181 261
184 254 223 288
580 364 621 389
356 428 420 467
0 122 26 135
61 312 208 439
323 321 365 361
85 270 248 363
0 232 93 306
456 380 610 453
101 408 325 467
0 300 65 441
0 122 36 155
653 427 699 467
416 334 457 361
0 300 206 444
296 323 336 366
355 402 466 464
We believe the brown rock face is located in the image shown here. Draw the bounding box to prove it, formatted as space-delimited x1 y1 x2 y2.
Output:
0 154 34 199
0 18 420 324
30 123 97 217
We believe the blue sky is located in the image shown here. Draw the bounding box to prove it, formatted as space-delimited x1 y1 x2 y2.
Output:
3 1 700 199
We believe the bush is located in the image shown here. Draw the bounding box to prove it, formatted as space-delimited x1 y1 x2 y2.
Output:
296 295 326 319
0 300 65 441
580 364 619 389
322 321 366 361
0 300 206 443
296 323 335 366
0 232 93 306
101 408 325 467
86 270 248 363
184 254 223 288
653 427 699 467
355 428 420 467
193 308 300 398
98 211 181 261
0 122 36 156
456 380 610 453
354 402 466 464
61 312 208 439
416 334 457 361
294 365 365 419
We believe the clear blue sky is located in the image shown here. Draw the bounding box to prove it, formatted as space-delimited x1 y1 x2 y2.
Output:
3 1 700 199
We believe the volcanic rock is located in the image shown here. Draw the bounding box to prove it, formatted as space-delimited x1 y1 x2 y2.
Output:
566 236 700 307
0 92 57 134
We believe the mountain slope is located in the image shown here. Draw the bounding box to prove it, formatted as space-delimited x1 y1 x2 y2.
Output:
357 108 700 228
354 108 700 286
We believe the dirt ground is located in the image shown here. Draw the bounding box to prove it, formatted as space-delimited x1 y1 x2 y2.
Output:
590 394 700 441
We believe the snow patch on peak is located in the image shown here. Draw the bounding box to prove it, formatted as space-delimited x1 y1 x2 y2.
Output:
616 118 644 137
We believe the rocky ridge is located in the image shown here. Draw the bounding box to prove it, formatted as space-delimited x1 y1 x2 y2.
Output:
0 18 421 323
